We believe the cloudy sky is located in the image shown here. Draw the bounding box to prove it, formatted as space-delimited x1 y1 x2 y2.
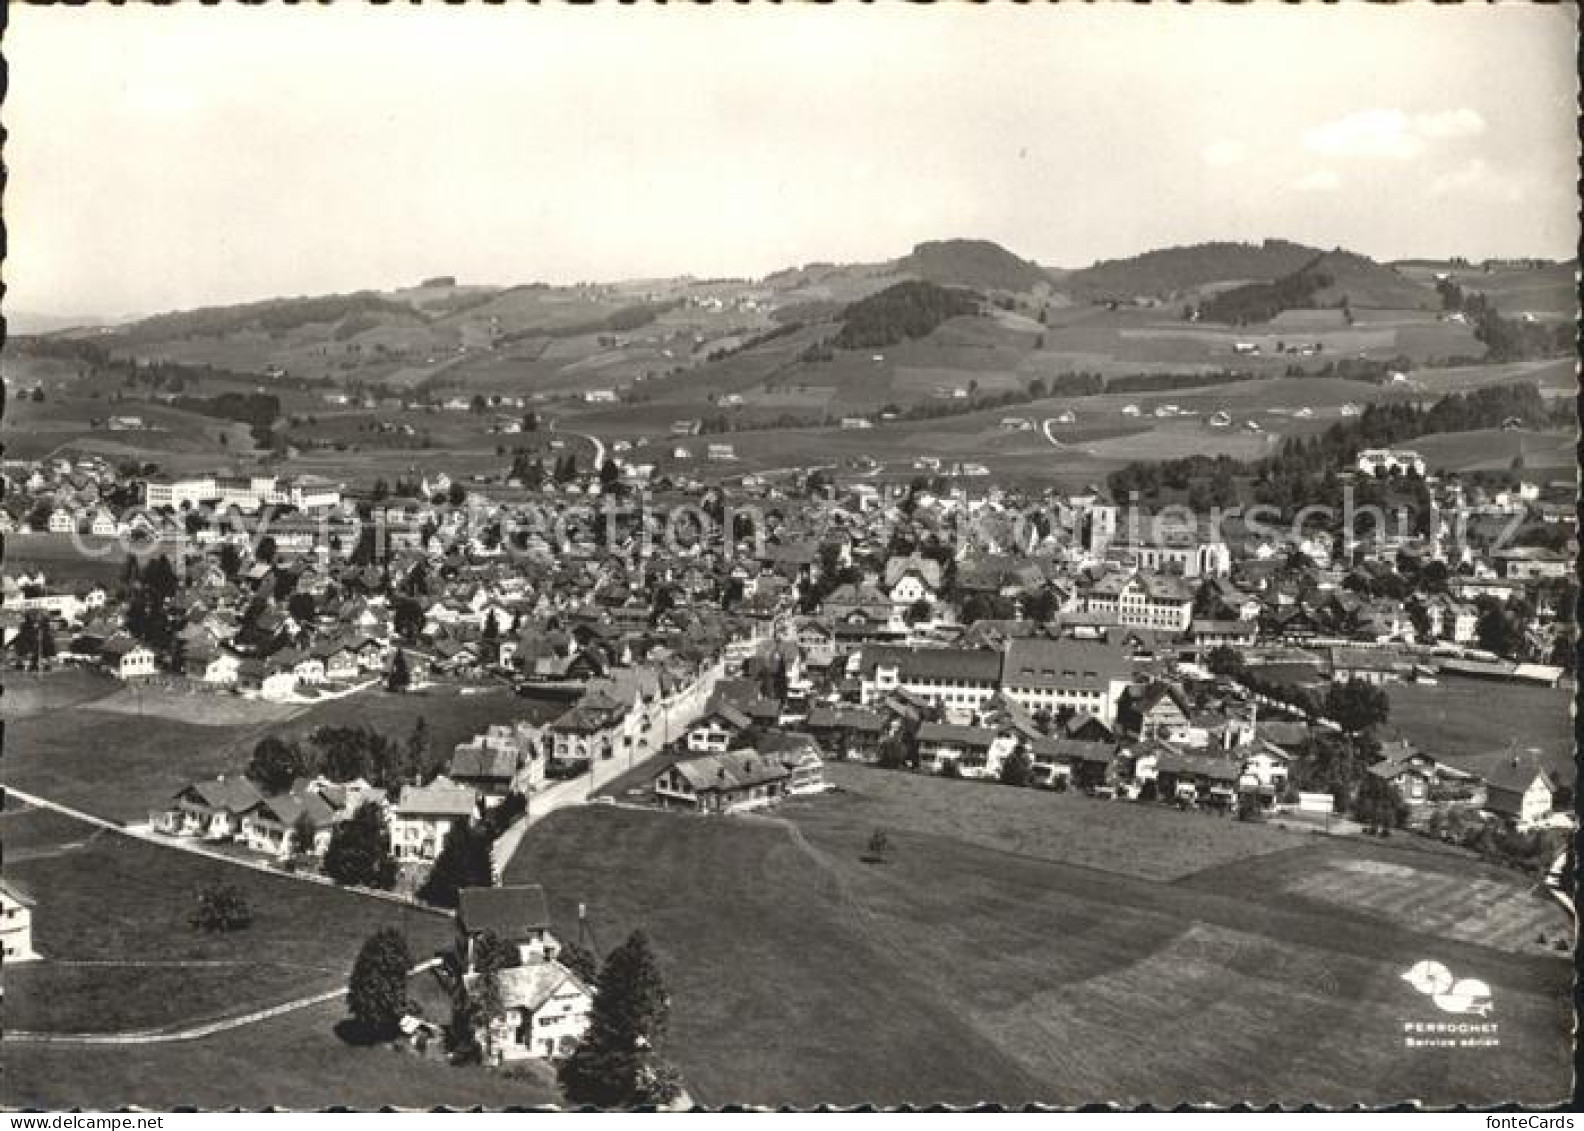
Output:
6 3 1577 319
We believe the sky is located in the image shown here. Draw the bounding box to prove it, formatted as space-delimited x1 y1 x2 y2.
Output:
5 3 1579 319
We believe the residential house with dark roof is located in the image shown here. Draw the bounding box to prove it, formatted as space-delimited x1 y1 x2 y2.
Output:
391 777 478 863
1483 755 1559 829
652 749 792 813
153 776 266 839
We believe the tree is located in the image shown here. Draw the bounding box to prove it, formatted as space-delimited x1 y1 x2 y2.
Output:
560 941 600 987
190 880 252 932
875 733 910 771
418 820 493 908
600 458 621 492
1353 773 1405 832
256 536 278 564
287 591 316 623
387 648 412 693
1205 645 1247 678
558 931 680 1108
998 749 1033 788
904 598 933 626
248 736 310 795
347 927 412 1038
407 715 433 781
292 811 321 858
864 828 891 863
1476 603 1524 658
323 801 397 889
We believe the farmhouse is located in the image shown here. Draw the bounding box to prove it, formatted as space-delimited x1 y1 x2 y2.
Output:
883 554 944 609
652 749 792 813
239 789 338 859
1028 736 1115 789
100 634 157 679
684 702 753 754
1483 756 1558 830
447 744 521 805
465 962 592 1063
153 776 266 840
915 721 1017 778
1365 744 1443 807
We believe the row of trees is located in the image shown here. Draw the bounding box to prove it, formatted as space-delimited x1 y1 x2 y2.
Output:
247 718 439 796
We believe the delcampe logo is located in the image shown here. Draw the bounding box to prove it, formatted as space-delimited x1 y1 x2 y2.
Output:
1402 960 1494 1017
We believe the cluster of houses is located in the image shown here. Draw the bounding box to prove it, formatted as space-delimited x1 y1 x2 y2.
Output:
6 444 1574 846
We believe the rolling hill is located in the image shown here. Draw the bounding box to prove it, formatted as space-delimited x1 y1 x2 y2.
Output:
1199 248 1438 324
890 238 1052 293
1061 239 1323 301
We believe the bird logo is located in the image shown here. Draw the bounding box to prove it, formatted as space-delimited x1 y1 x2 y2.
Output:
1401 960 1494 1017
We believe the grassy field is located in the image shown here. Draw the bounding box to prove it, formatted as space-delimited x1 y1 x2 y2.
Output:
273 685 570 763
1385 678 1575 784
0 682 570 825
4 532 168 588
817 761 1306 881
1409 428 1577 476
2 802 454 1035
2 996 560 1109
503 792 1570 1106
2 703 284 823
0 666 120 719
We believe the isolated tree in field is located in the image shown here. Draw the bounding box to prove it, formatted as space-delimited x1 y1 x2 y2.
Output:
347 927 412 1038
418 820 493 908
998 749 1034 788
600 458 621 492
249 735 310 795
387 648 412 693
406 715 433 781
865 829 891 862
324 801 397 889
559 930 681 1108
190 880 253 933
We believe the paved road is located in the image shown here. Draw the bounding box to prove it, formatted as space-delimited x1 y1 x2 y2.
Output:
1041 417 1091 453
564 430 607 471
493 660 723 875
